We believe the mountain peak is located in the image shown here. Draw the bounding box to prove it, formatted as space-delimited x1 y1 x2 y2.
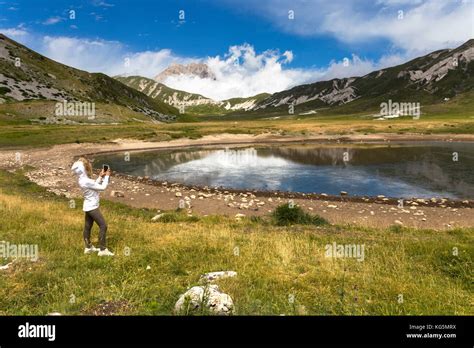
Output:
154 62 216 82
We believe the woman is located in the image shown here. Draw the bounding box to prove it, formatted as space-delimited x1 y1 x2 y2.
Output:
71 157 114 256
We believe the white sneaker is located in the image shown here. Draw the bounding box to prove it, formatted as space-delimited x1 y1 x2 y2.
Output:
98 248 115 257
84 245 100 254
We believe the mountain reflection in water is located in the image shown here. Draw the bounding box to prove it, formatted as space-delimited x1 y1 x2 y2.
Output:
93 142 474 199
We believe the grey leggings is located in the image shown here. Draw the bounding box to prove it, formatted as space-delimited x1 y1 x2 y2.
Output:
84 208 107 250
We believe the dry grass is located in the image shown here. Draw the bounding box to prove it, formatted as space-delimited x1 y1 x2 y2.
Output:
0 170 472 315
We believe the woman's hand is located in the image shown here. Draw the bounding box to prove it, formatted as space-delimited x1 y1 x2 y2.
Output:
99 169 106 177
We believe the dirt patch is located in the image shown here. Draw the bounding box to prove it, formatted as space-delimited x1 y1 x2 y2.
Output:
82 300 133 316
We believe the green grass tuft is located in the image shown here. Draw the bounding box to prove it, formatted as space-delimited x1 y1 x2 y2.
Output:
272 203 328 226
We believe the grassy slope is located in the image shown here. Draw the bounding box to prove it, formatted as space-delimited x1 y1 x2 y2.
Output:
0 35 179 118
0 169 472 315
115 76 273 116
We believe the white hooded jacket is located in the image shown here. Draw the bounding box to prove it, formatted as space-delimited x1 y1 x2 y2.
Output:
71 160 110 212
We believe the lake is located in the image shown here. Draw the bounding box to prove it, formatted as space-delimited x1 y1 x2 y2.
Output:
93 142 474 199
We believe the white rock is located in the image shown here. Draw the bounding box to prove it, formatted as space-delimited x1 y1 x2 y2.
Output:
175 192 182 197
0 262 12 270
110 190 125 197
174 285 234 315
200 271 237 283
151 214 164 221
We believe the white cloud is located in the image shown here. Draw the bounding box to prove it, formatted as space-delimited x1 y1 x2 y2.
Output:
161 44 399 100
42 17 63 25
234 0 473 55
282 50 293 63
161 44 317 100
92 0 115 7
0 27 28 39
39 36 188 77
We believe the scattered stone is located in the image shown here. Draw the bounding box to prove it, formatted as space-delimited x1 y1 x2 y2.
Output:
235 213 245 220
175 192 182 197
394 220 403 226
110 190 125 197
200 271 237 283
340 191 348 196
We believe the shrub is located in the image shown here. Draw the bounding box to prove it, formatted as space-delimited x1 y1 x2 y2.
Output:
272 203 328 226
0 86 11 95
156 211 200 223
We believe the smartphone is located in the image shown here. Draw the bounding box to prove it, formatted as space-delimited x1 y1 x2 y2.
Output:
103 164 109 172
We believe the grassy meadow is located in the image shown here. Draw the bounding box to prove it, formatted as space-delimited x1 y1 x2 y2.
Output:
0 90 473 148
0 116 473 149
0 169 472 315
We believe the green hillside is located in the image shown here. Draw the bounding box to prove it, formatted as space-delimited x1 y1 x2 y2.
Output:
0 34 179 122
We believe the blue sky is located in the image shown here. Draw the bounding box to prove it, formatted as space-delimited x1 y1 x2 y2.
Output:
1 0 472 99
